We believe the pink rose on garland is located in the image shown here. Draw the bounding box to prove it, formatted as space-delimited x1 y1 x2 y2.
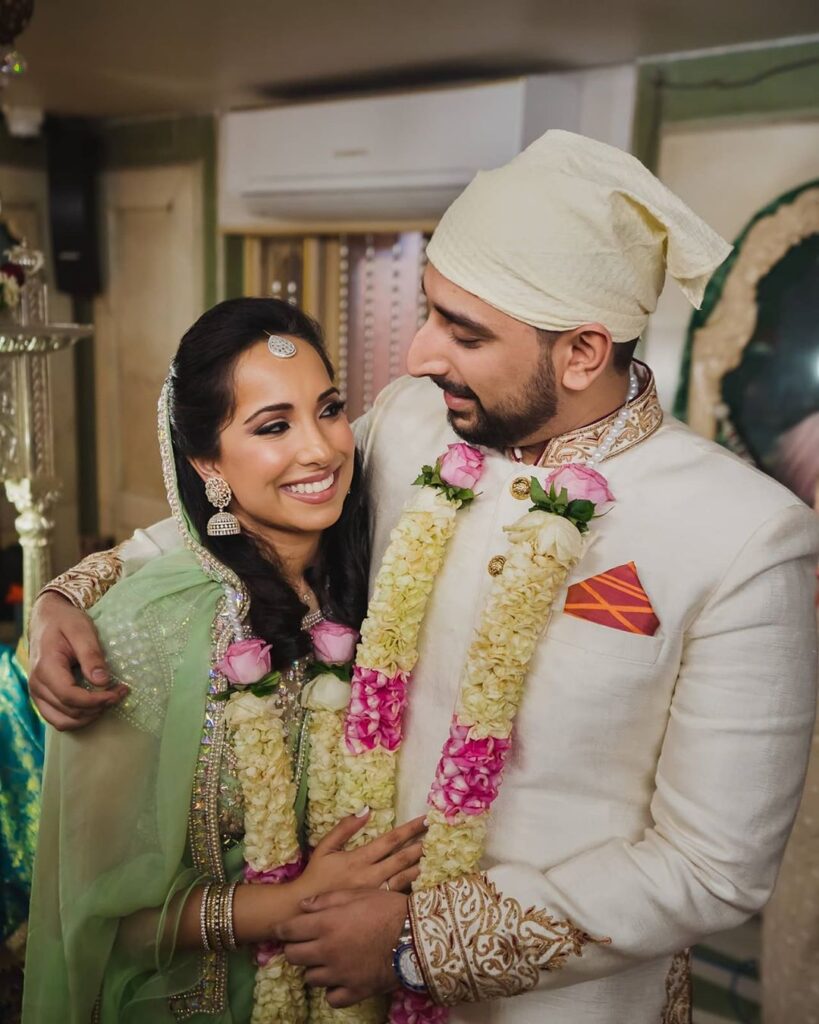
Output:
390 989 449 1023
545 463 615 510
345 667 409 752
215 638 272 686
439 443 484 490
429 719 511 819
310 619 359 665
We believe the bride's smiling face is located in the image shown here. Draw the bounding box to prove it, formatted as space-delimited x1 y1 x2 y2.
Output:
192 337 355 542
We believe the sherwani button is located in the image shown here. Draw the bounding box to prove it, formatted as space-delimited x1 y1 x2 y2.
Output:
487 555 506 577
510 477 531 499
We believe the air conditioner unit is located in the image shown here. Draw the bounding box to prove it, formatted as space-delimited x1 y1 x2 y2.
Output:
218 67 636 229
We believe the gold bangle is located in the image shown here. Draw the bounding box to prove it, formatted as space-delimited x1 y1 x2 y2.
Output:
205 881 223 952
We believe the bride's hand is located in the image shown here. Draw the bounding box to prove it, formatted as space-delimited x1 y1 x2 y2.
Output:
300 809 427 898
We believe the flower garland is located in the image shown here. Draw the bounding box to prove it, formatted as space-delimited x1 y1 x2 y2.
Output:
221 442 612 1024
220 641 307 1024
303 625 359 848
302 637 387 1024
306 444 483 1023
313 444 483 845
390 466 613 1022
220 618 367 1023
308 448 611 1024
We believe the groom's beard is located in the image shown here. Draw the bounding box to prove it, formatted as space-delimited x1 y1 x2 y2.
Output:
432 353 559 450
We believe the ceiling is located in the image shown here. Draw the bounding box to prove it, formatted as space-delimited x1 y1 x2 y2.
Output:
7 0 819 119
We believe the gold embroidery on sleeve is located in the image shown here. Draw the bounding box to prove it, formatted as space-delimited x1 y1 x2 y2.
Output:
410 873 609 1005
661 950 692 1024
40 546 124 611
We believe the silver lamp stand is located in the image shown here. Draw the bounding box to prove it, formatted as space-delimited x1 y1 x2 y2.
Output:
0 241 92 630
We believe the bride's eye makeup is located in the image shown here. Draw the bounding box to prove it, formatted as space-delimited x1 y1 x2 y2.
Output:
253 398 345 437
254 419 289 436
320 399 346 418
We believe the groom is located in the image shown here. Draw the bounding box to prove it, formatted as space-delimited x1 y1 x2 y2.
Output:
29 131 819 1022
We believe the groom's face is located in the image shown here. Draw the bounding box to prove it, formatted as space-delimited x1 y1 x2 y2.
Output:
406 265 559 449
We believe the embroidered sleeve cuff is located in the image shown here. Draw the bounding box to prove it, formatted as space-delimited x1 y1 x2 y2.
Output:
408 873 606 1005
39 546 125 611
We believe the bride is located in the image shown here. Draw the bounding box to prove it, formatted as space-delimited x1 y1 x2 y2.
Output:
23 298 425 1024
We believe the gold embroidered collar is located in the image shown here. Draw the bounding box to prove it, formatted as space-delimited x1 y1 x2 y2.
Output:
536 361 663 468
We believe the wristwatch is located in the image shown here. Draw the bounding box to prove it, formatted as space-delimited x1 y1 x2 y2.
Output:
391 913 427 993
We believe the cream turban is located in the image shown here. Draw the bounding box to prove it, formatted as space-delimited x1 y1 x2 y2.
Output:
426 130 732 342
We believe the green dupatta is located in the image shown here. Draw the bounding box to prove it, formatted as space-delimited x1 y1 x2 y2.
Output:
23 383 256 1023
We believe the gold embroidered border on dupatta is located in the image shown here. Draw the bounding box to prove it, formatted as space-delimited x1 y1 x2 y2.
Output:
153 384 251 1021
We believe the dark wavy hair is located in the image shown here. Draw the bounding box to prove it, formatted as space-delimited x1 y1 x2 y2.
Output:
168 297 369 669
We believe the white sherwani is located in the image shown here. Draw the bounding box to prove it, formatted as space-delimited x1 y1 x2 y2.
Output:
53 369 819 1023
352 372 818 1023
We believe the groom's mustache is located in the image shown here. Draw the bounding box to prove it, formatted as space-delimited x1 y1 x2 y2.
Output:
431 376 478 401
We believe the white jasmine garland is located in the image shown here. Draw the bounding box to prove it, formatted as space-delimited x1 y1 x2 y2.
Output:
226 689 305 1022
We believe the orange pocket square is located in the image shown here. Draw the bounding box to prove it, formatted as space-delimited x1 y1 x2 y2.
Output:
564 562 659 637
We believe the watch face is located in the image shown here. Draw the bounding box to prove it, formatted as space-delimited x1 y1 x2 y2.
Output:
396 942 427 992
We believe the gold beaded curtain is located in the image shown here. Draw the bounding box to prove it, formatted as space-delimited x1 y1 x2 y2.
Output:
245 232 430 420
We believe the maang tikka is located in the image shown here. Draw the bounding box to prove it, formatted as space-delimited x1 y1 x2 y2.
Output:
267 333 297 358
205 477 241 536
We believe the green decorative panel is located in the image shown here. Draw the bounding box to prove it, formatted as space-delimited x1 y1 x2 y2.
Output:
675 179 819 507
721 232 819 503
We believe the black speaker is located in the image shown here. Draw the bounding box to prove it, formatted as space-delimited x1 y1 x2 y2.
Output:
45 117 101 297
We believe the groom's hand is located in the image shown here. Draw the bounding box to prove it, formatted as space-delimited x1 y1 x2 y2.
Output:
29 592 124 731
279 889 407 1007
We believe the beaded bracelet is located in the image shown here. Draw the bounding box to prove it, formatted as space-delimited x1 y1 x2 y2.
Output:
221 881 239 952
199 882 214 953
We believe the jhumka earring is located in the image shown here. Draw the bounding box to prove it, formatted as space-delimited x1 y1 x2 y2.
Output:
205 477 241 536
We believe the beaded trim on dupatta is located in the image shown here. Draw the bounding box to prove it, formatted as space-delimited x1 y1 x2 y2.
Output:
155 382 250 1021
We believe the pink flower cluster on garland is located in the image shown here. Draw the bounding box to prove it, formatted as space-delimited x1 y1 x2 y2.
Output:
244 852 305 885
245 854 306 965
390 989 449 1024
344 666 409 753
429 719 511 819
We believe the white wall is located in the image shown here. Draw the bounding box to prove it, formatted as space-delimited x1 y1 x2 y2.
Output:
94 162 204 542
645 117 819 413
